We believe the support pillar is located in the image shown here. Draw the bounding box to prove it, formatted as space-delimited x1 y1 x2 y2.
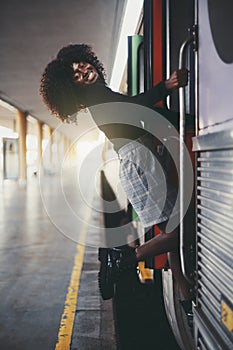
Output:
16 110 27 183
48 127 53 165
37 120 43 173
63 136 69 154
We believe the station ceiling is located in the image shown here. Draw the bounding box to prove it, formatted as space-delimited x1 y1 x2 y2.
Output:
0 0 126 139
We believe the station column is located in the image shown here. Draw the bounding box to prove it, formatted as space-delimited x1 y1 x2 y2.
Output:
37 120 43 172
48 126 53 164
16 109 28 183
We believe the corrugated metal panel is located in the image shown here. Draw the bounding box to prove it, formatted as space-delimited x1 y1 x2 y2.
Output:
195 146 233 350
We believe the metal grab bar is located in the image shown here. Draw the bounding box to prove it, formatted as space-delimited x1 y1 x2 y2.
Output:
178 26 197 283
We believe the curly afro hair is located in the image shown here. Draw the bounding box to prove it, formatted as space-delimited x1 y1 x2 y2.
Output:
40 44 106 122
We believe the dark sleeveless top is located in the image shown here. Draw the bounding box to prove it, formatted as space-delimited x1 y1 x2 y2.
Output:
76 82 174 151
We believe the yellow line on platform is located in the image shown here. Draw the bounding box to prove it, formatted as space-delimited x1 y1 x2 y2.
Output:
55 207 91 350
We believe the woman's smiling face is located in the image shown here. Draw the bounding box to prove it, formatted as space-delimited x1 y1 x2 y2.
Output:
72 62 99 85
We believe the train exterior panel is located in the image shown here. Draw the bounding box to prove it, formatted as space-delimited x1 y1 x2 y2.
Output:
198 0 233 132
193 1 233 348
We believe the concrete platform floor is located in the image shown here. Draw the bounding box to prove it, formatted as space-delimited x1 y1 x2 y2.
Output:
0 172 116 350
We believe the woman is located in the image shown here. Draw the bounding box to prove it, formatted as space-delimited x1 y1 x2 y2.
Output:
40 44 193 301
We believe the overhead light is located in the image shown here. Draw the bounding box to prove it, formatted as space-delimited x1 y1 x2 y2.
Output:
109 0 144 91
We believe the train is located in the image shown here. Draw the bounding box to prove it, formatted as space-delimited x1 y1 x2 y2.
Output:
102 1 233 349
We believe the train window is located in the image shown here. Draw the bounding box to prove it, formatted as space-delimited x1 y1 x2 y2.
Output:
208 0 233 64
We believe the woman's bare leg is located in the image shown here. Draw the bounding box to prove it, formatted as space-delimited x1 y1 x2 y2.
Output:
135 224 193 300
136 229 178 260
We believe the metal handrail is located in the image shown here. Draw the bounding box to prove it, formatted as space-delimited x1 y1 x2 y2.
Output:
178 26 197 282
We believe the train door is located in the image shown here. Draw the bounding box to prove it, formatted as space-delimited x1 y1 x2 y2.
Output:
142 1 197 349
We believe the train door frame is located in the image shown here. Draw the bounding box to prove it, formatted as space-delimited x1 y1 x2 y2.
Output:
143 1 197 349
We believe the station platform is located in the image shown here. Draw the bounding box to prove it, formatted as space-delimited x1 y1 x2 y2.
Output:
0 170 116 350
0 168 180 350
